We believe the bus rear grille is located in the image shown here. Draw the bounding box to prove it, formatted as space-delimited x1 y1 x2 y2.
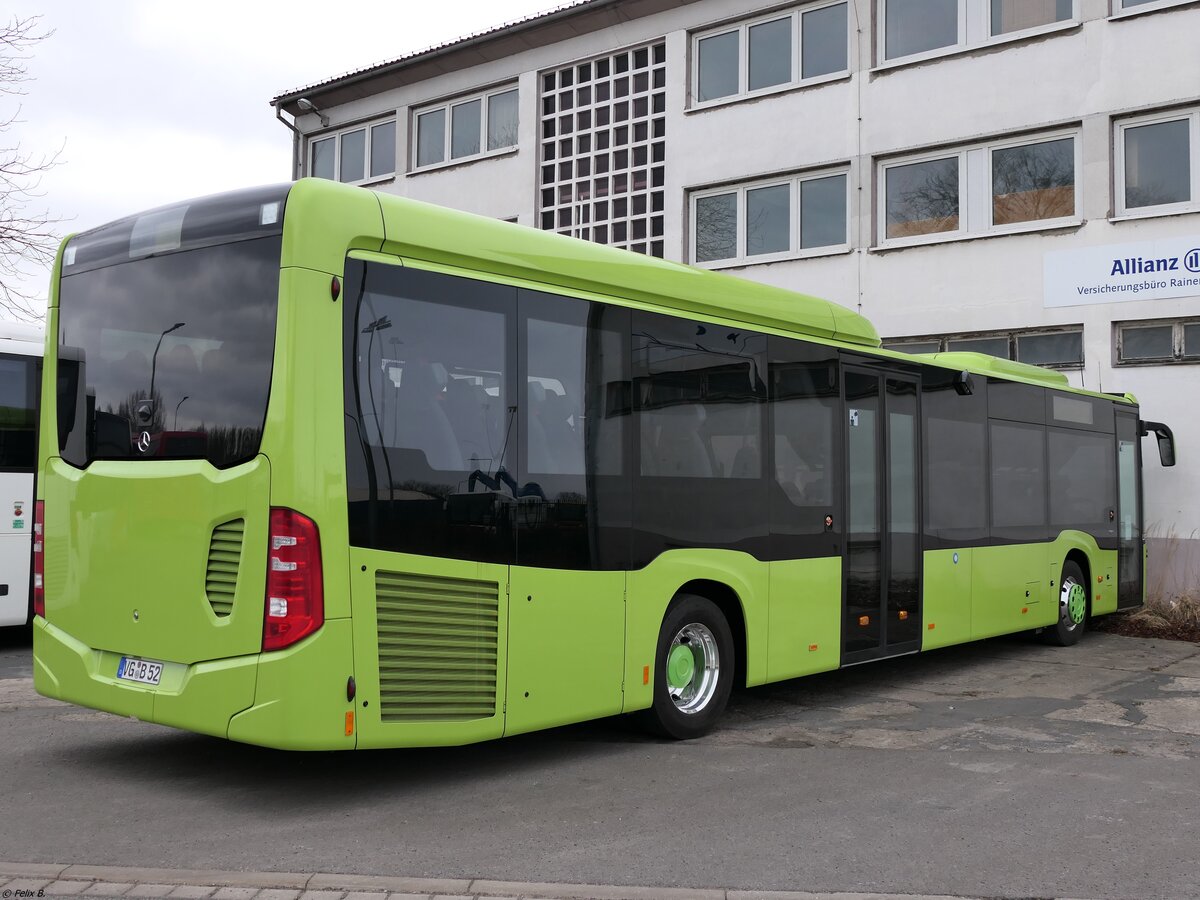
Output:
205 519 244 617
375 571 499 722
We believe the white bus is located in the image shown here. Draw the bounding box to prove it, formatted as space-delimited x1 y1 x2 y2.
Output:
1 319 42 627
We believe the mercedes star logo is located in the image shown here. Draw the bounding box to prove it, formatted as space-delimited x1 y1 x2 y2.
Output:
136 431 152 453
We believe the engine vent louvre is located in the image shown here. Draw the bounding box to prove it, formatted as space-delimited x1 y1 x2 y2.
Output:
375 571 499 722
205 519 244 618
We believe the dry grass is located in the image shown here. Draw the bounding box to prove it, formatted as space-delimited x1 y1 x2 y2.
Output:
1096 525 1200 642
1098 592 1200 642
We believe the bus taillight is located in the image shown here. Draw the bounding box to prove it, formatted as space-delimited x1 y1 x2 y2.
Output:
262 508 324 652
32 501 44 619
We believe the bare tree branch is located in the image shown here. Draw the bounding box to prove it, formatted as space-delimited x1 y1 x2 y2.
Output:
1 14 60 322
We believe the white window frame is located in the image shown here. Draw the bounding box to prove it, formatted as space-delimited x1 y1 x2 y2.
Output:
690 166 851 267
1114 107 1200 218
1110 0 1195 16
1114 317 1200 366
877 128 1082 249
308 118 397 185
877 0 1079 67
690 1 850 109
411 85 520 173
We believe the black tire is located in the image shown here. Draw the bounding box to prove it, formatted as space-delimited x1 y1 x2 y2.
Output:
1042 559 1088 647
644 593 734 740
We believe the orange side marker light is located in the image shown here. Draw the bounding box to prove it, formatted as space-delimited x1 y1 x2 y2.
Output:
345 711 355 736
808 643 819 652
1021 607 1028 614
1098 576 1104 583
927 623 936 630
858 615 870 627
643 665 650 686
898 610 908 621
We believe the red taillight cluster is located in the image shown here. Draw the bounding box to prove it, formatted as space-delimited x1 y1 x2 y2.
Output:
32 500 45 619
262 507 324 652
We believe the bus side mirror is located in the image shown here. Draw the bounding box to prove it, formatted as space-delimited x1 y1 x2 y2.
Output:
1140 420 1176 467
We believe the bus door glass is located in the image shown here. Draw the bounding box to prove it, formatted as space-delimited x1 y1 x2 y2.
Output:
1116 412 1142 609
843 367 921 662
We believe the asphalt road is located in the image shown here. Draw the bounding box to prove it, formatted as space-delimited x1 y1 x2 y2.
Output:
1 624 1198 900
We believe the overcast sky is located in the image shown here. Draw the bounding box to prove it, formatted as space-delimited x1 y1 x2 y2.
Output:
3 0 565 320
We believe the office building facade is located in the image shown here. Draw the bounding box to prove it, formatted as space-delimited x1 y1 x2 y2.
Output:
272 0 1200 593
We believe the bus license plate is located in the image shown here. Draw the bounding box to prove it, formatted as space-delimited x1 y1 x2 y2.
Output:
116 656 163 686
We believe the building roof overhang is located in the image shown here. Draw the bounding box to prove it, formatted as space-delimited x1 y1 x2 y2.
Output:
273 0 701 115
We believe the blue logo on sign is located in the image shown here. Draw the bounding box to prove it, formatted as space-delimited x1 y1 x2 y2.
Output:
1186 249 1200 274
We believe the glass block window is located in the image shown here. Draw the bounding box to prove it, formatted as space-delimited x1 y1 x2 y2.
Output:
539 42 667 257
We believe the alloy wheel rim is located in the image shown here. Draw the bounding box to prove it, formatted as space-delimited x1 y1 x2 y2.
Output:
666 623 719 714
1060 578 1087 628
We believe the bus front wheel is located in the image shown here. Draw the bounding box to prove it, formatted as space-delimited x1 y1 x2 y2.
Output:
645 593 734 740
1043 560 1088 647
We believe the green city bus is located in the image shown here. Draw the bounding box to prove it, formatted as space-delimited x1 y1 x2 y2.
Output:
33 179 1175 750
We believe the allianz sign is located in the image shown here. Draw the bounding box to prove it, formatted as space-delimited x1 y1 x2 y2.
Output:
1044 237 1200 308
1110 249 1200 276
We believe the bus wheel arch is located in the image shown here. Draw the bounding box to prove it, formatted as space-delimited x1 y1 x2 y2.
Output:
644 584 740 740
1064 549 1092 618
676 579 746 689
1044 555 1089 647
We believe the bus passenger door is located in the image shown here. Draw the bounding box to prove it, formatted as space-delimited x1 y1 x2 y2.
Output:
842 368 921 664
1115 412 1142 609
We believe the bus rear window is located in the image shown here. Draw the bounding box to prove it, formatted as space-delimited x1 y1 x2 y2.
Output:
57 235 282 469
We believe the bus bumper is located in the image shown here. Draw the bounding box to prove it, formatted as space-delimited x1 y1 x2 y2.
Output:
33 618 356 750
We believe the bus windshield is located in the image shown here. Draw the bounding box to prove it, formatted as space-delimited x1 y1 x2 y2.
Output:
56 187 287 469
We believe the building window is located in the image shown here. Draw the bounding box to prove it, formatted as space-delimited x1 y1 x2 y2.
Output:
693 2 848 105
1113 0 1194 13
1115 108 1199 216
539 43 667 257
991 0 1073 34
884 327 1084 368
879 130 1079 245
309 119 396 183
413 86 519 170
882 0 1074 63
1115 318 1200 365
691 168 849 265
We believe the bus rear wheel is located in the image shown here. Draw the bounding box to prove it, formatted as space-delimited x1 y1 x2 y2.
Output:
1043 560 1088 647
645 593 734 740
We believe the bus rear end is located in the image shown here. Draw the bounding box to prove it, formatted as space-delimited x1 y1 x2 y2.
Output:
33 183 362 749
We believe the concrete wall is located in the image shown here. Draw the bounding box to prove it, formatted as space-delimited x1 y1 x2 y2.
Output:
289 0 1200 596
